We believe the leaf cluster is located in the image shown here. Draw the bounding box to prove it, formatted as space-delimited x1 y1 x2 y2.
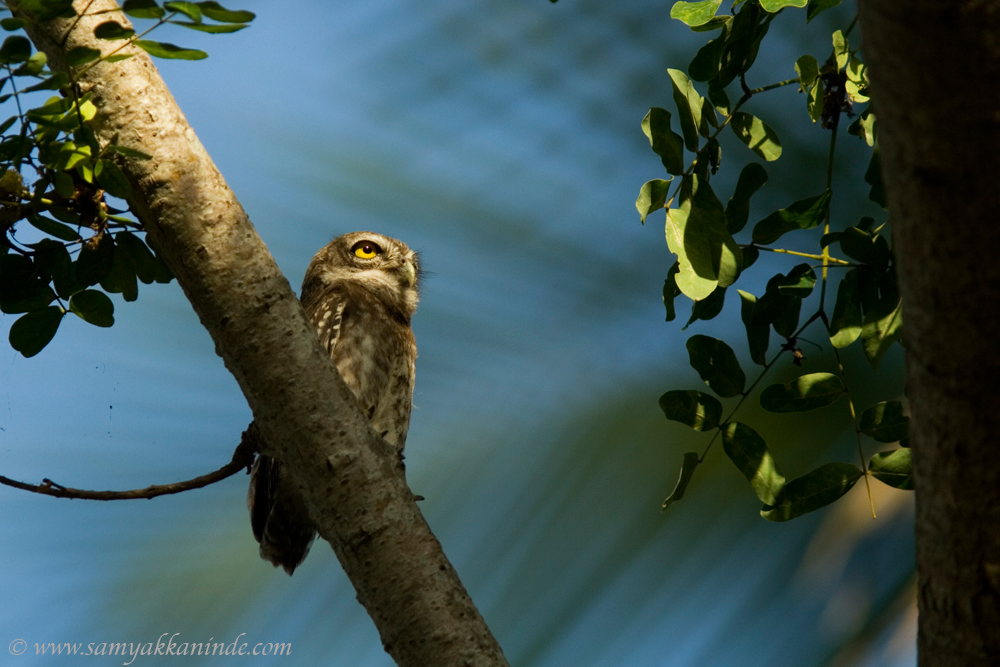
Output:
645 1 908 521
0 0 253 356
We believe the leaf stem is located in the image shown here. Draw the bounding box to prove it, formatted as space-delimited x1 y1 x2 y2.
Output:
750 245 851 265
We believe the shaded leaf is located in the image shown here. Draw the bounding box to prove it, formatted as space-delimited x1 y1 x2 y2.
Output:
688 22 730 81
868 449 913 490
115 232 158 284
69 289 114 326
806 0 842 22
0 284 56 314
134 40 207 60
169 20 247 33
65 46 101 67
9 306 63 357
13 51 47 76
751 190 831 245
761 462 863 521
738 289 769 365
687 334 745 397
663 262 681 322
197 0 255 22
642 108 685 176
0 36 31 64
665 175 742 300
94 21 135 40
637 178 672 224
95 159 131 198
840 226 878 265
760 372 844 413
123 0 166 18
99 243 139 301
725 162 768 234
729 111 781 161
866 145 886 207
659 389 722 431
27 214 79 242
859 401 909 443
75 233 115 286
668 68 705 150
861 294 902 368
829 268 863 348
807 77 824 122
777 263 816 298
723 422 785 505
662 452 700 511
683 285 726 328
164 0 202 21
106 144 153 160
0 18 27 31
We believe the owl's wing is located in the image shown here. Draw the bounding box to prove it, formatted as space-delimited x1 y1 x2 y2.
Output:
304 284 347 354
247 454 316 575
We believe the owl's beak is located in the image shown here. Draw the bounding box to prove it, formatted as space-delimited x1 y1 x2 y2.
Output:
400 260 417 288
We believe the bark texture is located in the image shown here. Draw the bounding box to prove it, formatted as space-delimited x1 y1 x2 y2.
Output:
16 2 509 665
858 2 1000 665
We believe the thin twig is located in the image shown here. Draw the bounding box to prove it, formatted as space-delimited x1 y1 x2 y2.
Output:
0 425 260 501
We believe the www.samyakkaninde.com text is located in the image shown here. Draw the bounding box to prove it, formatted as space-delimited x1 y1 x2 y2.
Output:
8 633 291 664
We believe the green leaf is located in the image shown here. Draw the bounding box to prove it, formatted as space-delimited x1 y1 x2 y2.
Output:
65 46 101 67
741 245 759 270
659 389 723 431
197 0 255 22
751 190 831 245
13 51 47 76
164 0 202 22
663 262 681 322
0 36 31 64
99 244 139 301
759 0 807 11
22 72 69 93
714 2 769 90
861 294 902 369
760 372 844 413
683 285 726 328
795 55 818 92
49 167 75 198
840 226 878 265
105 54 134 64
761 462 863 521
662 452 700 511
27 214 79 242
95 159 131 198
729 111 782 161
828 268 863 348
94 21 135 40
168 20 247 33
636 178 672 224
777 263 816 298
859 401 909 443
642 108 685 176
665 175 743 300
686 334 745 397
115 231 158 284
868 449 914 490
144 235 175 283
0 284 57 314
21 0 76 20
45 244 81 299
847 108 876 147
669 0 723 26
688 23 730 81
106 144 153 160
134 40 207 60
9 306 63 357
668 69 705 151
75 233 115 286
123 0 166 18
866 145 886 207
0 18 27 31
756 274 802 338
832 29 849 71
738 289 769 365
807 77 824 123
69 289 114 326
722 422 785 505
806 0 842 22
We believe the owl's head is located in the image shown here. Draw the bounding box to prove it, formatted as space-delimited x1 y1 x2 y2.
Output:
305 231 420 314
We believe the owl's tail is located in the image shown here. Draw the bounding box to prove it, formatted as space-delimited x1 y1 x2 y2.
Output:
247 450 317 575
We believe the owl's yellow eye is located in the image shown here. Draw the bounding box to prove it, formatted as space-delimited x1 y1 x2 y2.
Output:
351 240 382 259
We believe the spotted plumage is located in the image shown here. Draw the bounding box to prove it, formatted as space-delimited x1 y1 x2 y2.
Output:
247 232 420 574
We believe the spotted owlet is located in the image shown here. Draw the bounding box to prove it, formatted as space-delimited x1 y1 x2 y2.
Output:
247 231 420 575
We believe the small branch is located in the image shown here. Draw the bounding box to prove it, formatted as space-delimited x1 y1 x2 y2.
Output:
0 425 259 501
750 245 852 265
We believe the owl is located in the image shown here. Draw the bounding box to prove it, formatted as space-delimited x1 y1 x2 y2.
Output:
247 231 420 575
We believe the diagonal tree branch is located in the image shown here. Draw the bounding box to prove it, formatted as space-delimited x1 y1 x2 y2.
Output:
13 2 509 665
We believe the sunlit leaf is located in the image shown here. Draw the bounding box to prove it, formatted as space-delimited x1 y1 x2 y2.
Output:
636 178 672 224
197 0 255 22
794 55 818 92
729 112 782 161
868 449 914 490
662 452 700 511
123 0 166 18
832 29 849 71
168 20 248 33
759 0 807 11
723 422 785 505
686 334 745 398
642 108 685 176
164 0 202 22
659 389 722 431
760 372 844 413
668 69 705 150
828 268 862 348
751 190 831 244
761 462 863 521
669 0 723 26
807 77 824 123
777 263 816 298
9 306 63 357
13 51 47 76
861 294 902 369
665 175 742 300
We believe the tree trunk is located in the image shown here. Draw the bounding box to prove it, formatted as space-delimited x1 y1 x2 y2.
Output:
858 2 1000 665
15 2 509 665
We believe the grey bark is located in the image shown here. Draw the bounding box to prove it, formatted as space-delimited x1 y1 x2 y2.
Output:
858 2 1000 665
15 2 509 665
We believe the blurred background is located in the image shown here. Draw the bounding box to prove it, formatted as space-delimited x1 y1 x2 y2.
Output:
0 1 914 665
